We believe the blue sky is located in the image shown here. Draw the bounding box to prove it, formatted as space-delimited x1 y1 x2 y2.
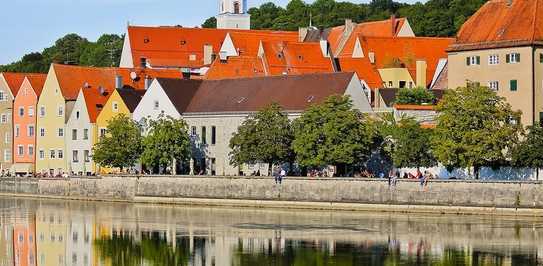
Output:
0 0 418 65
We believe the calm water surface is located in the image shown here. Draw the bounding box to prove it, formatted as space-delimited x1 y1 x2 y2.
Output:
0 197 541 266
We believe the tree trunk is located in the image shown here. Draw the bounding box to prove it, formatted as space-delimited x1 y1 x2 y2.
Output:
537 168 539 181
172 157 177 176
268 162 273 177
474 165 480 180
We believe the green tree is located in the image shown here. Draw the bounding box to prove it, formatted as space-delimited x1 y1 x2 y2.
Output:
379 113 436 170
511 125 543 180
229 103 293 175
202 17 217 28
395 87 436 105
141 115 192 175
432 85 522 179
92 114 143 172
292 95 375 175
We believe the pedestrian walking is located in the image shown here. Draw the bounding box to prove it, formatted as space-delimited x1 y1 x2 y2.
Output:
279 168 286 184
274 167 280 184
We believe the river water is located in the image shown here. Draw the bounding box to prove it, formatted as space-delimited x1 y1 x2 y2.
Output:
0 197 541 266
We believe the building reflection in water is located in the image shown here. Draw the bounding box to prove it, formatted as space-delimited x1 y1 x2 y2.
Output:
0 198 541 266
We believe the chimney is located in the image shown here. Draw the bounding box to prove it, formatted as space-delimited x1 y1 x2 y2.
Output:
368 52 375 64
507 0 513 6
144 76 152 90
298 27 308 42
390 15 396 35
345 19 354 34
319 39 330 58
203 44 213 65
115 75 123 89
98 86 106 96
416 60 427 88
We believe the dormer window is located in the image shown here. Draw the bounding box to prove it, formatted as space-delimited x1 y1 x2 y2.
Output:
140 57 147 68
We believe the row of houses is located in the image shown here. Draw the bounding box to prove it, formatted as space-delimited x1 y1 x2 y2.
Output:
0 0 540 176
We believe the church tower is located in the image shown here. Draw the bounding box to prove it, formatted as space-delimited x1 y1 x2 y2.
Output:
216 0 251 30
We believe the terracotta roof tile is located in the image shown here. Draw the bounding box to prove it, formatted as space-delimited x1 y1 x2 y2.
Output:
25 74 47 96
450 0 543 51
337 57 383 90
205 56 266 79
228 31 298 57
2 72 36 95
261 41 335 76
82 87 111 123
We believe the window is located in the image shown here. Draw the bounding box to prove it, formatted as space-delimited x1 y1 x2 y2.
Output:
39 106 45 117
488 81 499 91
83 129 88 140
28 145 34 156
57 150 63 159
57 105 64 117
17 145 23 156
18 107 24 117
72 150 79 163
50 149 56 159
28 106 34 117
58 128 63 137
488 54 499 65
39 150 44 160
28 125 34 137
466 56 480 66
15 125 20 137
201 126 207 144
100 128 106 138
76 111 80 119
1 114 7 124
40 128 45 137
4 133 10 144
506 53 520 63
4 150 10 162
540 53 543 63
211 126 216 145
153 100 159 110
388 81 393 87
84 150 90 162
113 101 119 112
72 129 77 140
0 91 4 101
510 80 518 91
234 1 240 13
191 126 196 136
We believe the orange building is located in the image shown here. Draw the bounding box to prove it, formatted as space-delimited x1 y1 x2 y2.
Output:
13 219 37 266
12 75 46 174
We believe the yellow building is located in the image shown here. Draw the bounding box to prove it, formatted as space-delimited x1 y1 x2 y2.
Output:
95 88 145 174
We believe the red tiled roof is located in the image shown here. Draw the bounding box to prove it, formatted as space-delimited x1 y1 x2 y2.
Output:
205 56 266 79
450 0 543 51
337 57 383 90
25 74 47 96
2 72 34 95
358 36 453 87
82 88 110 123
329 17 408 57
228 31 298 57
261 41 335 76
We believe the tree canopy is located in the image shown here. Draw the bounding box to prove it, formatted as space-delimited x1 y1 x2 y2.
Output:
92 114 143 171
292 95 375 173
203 0 486 36
512 125 543 180
229 103 294 173
0 33 124 73
431 85 522 178
395 87 436 105
141 116 192 174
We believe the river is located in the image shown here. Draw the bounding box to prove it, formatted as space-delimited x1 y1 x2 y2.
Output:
0 197 541 266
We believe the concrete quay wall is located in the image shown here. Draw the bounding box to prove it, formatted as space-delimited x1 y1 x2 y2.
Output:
0 176 542 215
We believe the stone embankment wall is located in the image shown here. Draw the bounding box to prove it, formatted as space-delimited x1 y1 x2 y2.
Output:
0 176 542 210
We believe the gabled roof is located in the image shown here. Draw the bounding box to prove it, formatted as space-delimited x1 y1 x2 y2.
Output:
52 64 183 101
117 88 146 113
261 41 335 76
155 79 202 114
449 0 543 51
157 72 355 114
328 17 410 57
25 74 47 96
227 31 298 57
337 57 383 89
1 72 36 96
356 36 453 87
205 56 266 79
82 88 111 123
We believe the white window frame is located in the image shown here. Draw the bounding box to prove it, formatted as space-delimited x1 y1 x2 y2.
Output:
18 107 24 117
17 145 24 156
0 91 5 101
4 149 11 162
57 105 64 117
15 125 20 137
488 54 499 65
72 150 79 163
508 53 520 63
28 106 34 117
153 100 159 110
40 128 45 137
39 149 44 160
50 149 56 159
112 101 119 112
39 106 45 117
58 128 64 138
1 114 7 124
57 149 63 159
4 132 10 144
28 125 35 137
83 129 89 140
28 145 34 156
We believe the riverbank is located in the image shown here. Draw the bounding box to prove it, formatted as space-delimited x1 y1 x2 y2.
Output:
1 176 542 217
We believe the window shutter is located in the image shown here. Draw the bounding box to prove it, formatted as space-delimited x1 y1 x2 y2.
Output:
510 80 517 91
506 54 510 63
476 56 480 65
516 53 520 62
466 57 470 66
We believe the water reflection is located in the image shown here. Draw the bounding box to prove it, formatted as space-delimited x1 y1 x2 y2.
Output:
0 197 541 265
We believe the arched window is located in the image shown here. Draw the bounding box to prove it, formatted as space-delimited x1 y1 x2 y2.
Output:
233 1 240 14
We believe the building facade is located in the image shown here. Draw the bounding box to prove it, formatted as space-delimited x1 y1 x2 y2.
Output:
216 0 250 30
447 0 543 126
12 76 46 174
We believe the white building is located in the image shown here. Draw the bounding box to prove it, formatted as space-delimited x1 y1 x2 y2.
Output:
217 0 251 30
133 72 373 176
